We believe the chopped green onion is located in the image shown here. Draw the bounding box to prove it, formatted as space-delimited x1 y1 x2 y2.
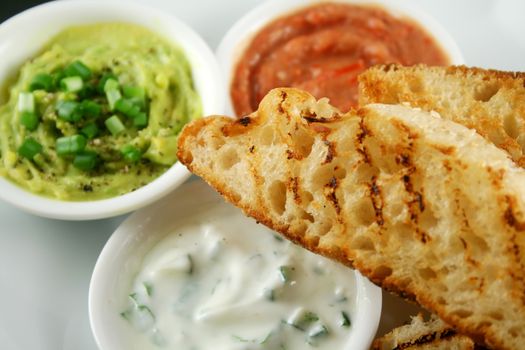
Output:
143 282 153 297
81 123 99 139
55 134 87 155
114 98 132 114
104 78 120 92
50 70 65 90
29 73 53 91
340 311 351 327
105 115 125 135
115 98 141 118
18 92 35 113
20 111 39 131
123 85 146 108
264 288 275 302
123 85 145 99
121 144 141 163
18 137 42 159
135 305 156 331
128 292 139 305
334 287 348 302
279 266 293 283
104 79 121 110
133 112 148 128
308 324 329 340
60 76 83 92
286 308 319 331
120 297 156 331
73 151 98 171
68 135 87 153
106 88 122 110
120 309 133 321
79 100 101 118
78 82 97 99
97 72 118 93
56 100 81 122
64 60 92 80
232 335 250 343
187 254 194 275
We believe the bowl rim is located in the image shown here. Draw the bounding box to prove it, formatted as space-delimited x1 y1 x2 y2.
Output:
89 179 382 350
0 0 224 220
216 0 465 116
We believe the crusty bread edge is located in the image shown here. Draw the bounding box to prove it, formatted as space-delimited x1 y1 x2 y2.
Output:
359 64 525 85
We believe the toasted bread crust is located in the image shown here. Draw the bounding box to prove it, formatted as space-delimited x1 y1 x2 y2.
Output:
372 314 477 350
359 64 525 167
178 88 525 350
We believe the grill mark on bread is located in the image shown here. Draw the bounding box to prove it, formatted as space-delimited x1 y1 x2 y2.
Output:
394 129 430 243
356 116 371 164
396 153 411 167
434 144 456 155
302 109 320 123
415 192 425 212
302 108 342 123
278 90 287 114
391 328 457 350
470 276 485 294
323 140 335 164
289 177 301 204
392 118 419 140
357 114 371 141
465 246 481 267
221 113 259 136
357 115 384 227
370 176 385 227
402 172 430 243
325 176 341 214
455 190 482 267
443 159 452 172
372 313 481 350
304 115 329 123
503 196 525 231
486 166 505 191
238 116 252 126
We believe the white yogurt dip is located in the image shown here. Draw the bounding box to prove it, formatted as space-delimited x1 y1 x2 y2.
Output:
118 202 358 349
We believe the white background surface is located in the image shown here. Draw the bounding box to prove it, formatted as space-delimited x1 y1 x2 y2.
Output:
1 0 524 349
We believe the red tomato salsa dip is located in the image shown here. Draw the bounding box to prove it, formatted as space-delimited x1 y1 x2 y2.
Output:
230 2 450 116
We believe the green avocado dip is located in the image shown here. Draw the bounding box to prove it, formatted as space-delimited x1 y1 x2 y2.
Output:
0 23 202 201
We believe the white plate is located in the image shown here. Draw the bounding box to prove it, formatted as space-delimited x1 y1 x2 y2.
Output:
1 0 525 349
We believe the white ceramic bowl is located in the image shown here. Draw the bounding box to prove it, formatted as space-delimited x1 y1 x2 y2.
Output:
89 179 382 350
216 0 465 115
0 0 224 220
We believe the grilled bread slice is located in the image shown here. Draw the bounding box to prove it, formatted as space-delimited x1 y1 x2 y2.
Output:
372 314 478 350
358 64 525 167
177 88 525 350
